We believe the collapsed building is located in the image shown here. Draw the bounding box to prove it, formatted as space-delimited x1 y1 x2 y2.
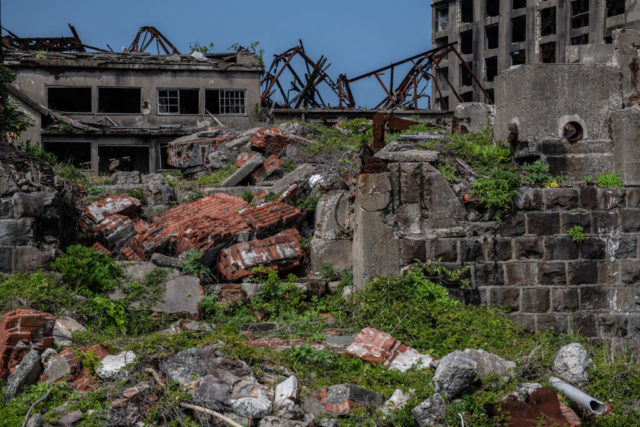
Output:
3 27 263 175
430 0 640 109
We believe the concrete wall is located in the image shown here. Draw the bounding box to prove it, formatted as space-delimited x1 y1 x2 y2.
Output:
354 161 640 347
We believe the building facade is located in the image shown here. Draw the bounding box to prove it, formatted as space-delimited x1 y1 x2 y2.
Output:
5 50 262 174
430 0 640 110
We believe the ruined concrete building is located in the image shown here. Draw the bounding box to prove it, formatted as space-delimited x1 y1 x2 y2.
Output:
430 0 640 109
5 50 262 174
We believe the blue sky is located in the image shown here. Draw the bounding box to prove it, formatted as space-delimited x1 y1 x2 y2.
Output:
3 0 432 108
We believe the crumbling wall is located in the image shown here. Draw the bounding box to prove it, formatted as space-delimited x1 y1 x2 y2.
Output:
354 160 640 347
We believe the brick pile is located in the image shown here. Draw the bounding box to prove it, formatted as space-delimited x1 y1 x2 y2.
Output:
41 344 109 393
218 229 303 281
80 195 142 254
0 309 55 378
250 128 297 155
167 132 237 169
346 327 433 372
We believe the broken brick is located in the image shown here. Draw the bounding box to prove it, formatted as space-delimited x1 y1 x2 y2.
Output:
81 195 142 226
250 128 299 155
346 327 433 372
218 284 247 304
251 154 283 183
91 242 111 255
0 309 55 379
218 229 303 282
311 384 384 415
41 344 109 393
93 214 136 251
242 202 303 238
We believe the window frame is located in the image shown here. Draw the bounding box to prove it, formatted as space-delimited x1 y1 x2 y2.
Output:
98 86 143 115
46 86 93 114
156 88 200 115
205 89 248 117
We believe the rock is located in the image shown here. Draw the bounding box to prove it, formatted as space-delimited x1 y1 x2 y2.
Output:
274 375 299 409
96 351 136 379
258 416 311 427
268 164 317 196
300 394 326 417
516 382 542 401
112 171 142 185
150 271 203 317
432 353 478 398
315 419 339 427
411 393 447 427
552 343 592 386
327 281 341 293
192 375 232 411
57 409 83 426
374 149 439 163
40 348 57 365
24 413 42 427
382 389 413 414
311 384 384 415
44 353 74 383
4 350 41 400
222 153 265 186
452 349 515 382
230 381 272 419
150 253 183 268
53 316 86 347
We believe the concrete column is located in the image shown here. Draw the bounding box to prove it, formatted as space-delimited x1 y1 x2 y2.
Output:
90 142 99 175
472 0 485 101
149 139 157 173
589 0 605 43
526 0 538 63
499 0 512 70
556 0 569 63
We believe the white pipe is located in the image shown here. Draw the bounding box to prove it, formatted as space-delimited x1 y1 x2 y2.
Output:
549 376 608 415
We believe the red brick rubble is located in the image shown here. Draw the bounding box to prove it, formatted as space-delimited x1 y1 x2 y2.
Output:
40 344 110 393
251 154 283 182
250 128 297 155
218 229 303 282
166 130 237 168
0 309 55 378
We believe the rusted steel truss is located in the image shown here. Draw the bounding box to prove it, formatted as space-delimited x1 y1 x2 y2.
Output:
262 42 491 110
127 26 180 55
1 24 107 52
260 40 342 109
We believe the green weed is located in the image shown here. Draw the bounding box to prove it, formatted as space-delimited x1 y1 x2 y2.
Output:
595 173 624 188
568 225 585 243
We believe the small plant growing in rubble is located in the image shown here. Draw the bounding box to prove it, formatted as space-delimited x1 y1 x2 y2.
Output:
568 225 585 244
189 41 215 53
127 188 147 204
595 172 624 188
521 160 553 186
241 190 254 203
583 175 594 185
180 249 211 278
296 193 319 213
438 163 457 182
52 245 121 294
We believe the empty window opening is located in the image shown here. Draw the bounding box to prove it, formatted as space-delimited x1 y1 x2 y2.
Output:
435 36 449 47
158 89 199 114
98 146 149 174
205 89 247 115
486 89 495 104
43 142 91 169
571 0 590 29
486 25 499 49
563 121 583 143
436 96 449 111
512 49 526 65
436 7 449 31
461 0 473 23
607 0 625 17
512 16 527 43
98 88 141 114
540 42 556 63
486 0 500 17
541 7 556 36
47 87 91 113
460 30 473 54
485 57 498 82
513 0 526 9
571 34 589 45
460 62 474 87
461 91 474 102
437 67 450 90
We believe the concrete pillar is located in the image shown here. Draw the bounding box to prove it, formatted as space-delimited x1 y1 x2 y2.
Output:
90 142 99 175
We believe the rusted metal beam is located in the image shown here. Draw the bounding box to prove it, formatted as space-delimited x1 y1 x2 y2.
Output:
127 26 179 55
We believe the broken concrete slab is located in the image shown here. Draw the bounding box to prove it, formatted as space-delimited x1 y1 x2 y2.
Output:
53 316 86 347
222 153 264 187
310 238 352 273
268 164 317 196
374 149 439 163
96 351 136 380
252 154 283 183
453 102 495 134
150 271 203 317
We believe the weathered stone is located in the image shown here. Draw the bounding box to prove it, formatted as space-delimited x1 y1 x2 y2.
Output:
0 218 33 245
53 316 86 347
222 153 264 186
411 393 446 427
488 288 520 312
580 238 606 259
521 288 550 313
150 253 183 268
552 288 579 312
375 149 439 163
96 351 136 380
422 163 465 229
560 212 592 233
274 375 299 408
526 212 560 235
40 348 57 366
230 382 272 419
12 192 55 218
150 272 203 317
311 384 384 415
515 238 544 259
112 171 142 185
310 238 352 272
268 164 317 196
504 263 536 286
458 349 515 381
552 343 592 386
432 353 477 398
567 262 598 285
257 416 310 427
514 188 543 210
382 388 413 414
4 350 41 400
313 190 352 240
58 409 83 427
538 262 566 285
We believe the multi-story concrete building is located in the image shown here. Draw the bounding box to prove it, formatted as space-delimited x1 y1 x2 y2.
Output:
5 50 262 174
430 0 640 110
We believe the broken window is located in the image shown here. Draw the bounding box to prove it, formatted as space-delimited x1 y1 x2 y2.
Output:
511 49 526 65
541 7 556 36
540 42 556 62
512 15 527 43
43 142 91 169
437 67 450 90
436 7 449 31
436 96 449 111
435 36 449 47
98 88 141 114
460 30 473 54
205 89 247 115
486 0 500 17
98 146 149 174
460 62 473 87
486 25 499 49
47 87 91 113
570 34 589 45
485 57 498 82
607 0 625 17
571 0 590 29
461 91 474 102
461 0 473 23
513 0 526 9
157 89 199 114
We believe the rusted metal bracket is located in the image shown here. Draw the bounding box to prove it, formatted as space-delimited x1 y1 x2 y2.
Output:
127 26 180 55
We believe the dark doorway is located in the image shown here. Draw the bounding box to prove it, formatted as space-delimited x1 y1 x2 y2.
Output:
43 142 91 169
98 146 149 174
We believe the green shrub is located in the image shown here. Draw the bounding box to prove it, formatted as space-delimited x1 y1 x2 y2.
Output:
127 188 147 204
471 169 520 212
437 163 456 182
568 225 585 243
51 245 121 294
180 249 211 278
521 160 553 186
241 190 254 203
296 193 318 213
595 173 623 188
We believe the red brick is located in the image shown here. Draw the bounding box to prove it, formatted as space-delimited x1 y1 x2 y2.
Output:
218 284 246 304
251 155 283 183
218 229 303 282
91 242 111 255
251 128 296 155
81 195 142 226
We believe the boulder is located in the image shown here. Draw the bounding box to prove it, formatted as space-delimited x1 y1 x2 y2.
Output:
552 343 592 386
4 350 41 400
411 393 447 427
432 353 478 398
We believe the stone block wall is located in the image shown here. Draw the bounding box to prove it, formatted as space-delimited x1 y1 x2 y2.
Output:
354 161 640 346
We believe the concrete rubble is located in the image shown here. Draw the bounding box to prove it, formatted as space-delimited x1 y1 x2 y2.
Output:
552 343 592 387
432 352 478 398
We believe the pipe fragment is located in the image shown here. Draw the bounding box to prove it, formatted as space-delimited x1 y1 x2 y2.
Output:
549 376 608 415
